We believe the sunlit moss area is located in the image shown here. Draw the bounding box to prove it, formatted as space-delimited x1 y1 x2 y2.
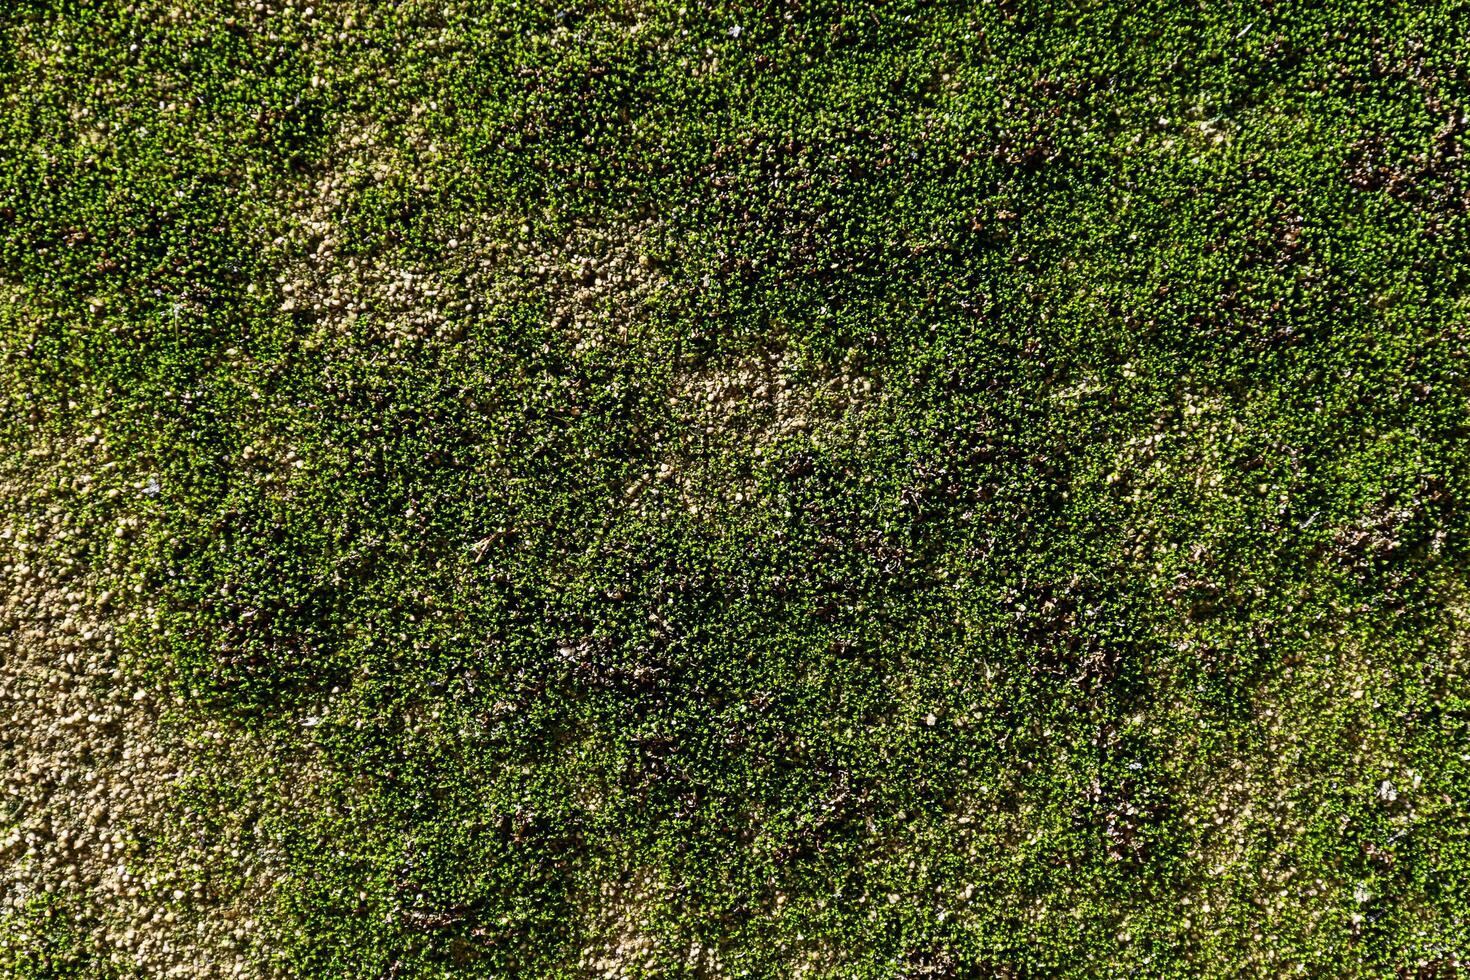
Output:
3 1 1470 977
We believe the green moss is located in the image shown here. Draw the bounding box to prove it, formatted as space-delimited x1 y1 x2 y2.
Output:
3 0 1470 976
